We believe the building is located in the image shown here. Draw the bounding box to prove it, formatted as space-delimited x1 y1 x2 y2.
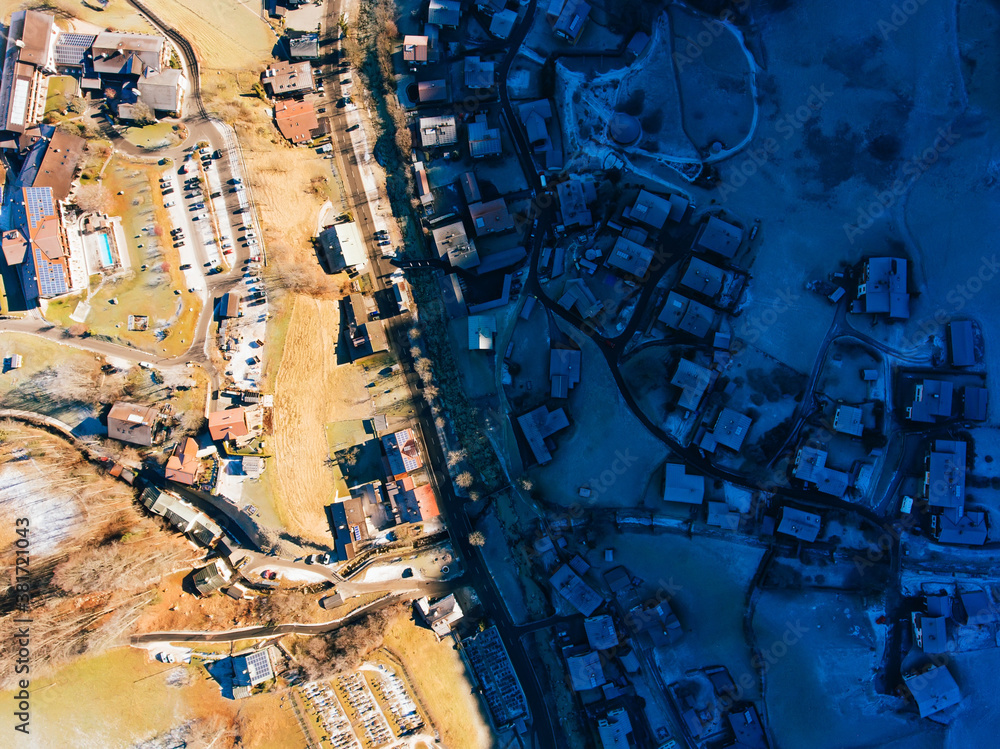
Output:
550 564 602 615
140 487 222 546
383 428 422 479
318 221 367 271
693 216 743 259
680 257 726 299
557 278 603 318
547 0 592 44
208 407 250 442
54 32 97 70
962 385 988 421
706 408 752 452
489 9 518 40
777 506 821 542
623 189 687 230
671 358 712 411
468 198 514 235
566 650 605 691
11 186 82 300
518 99 558 167
287 31 320 59
273 98 319 143
242 455 265 479
584 614 618 650
925 440 966 510
192 558 232 596
908 379 954 422
556 177 596 228
23 127 86 201
427 0 461 27
403 35 430 65
413 161 434 206
417 79 449 103
474 246 526 275
260 60 314 97
165 437 200 485
856 257 909 319
330 497 367 560
597 707 634 749
793 446 850 497
915 614 948 654
517 405 570 465
605 235 653 277
468 315 496 350
0 11 55 134
949 320 975 366
432 220 479 269
107 402 161 446
833 405 864 437
416 594 464 639
464 56 495 90
629 600 683 646
658 291 715 338
707 501 741 529
936 510 988 545
462 626 527 726
419 115 458 148
550 347 581 399
232 649 274 694
467 114 502 158
904 665 961 718
663 463 704 505
219 291 242 318
460 171 481 203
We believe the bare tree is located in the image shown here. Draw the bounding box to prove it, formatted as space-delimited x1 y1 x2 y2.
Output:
468 531 486 547
446 449 467 468
455 471 474 489
73 184 112 214
129 102 155 125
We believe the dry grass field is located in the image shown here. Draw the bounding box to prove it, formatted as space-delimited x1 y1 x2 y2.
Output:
11 0 154 33
271 296 372 541
383 619 494 749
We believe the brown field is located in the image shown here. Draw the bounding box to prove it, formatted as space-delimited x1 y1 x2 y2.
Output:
271 296 372 541
383 619 494 749
11 0 155 33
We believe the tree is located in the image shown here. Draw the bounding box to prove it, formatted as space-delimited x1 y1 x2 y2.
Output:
130 102 155 125
447 449 467 468
468 531 486 547
455 471 474 489
73 184 112 214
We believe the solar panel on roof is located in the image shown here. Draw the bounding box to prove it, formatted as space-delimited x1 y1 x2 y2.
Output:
55 34 96 65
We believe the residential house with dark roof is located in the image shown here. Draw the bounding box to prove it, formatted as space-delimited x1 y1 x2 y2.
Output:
555 177 596 228
417 79 449 104
680 257 726 299
624 189 687 230
962 385 988 421
489 9 518 39
287 31 320 59
566 650 605 691
517 405 570 465
464 56 495 91
403 35 430 65
663 462 704 505
550 347 581 399
192 558 232 596
908 379 953 422
469 198 514 235
935 510 988 545
658 291 716 338
107 401 162 446
671 358 712 411
330 498 367 560
467 114 501 158
517 99 559 168
428 0 461 27
856 257 909 319
459 171 481 203
547 0 591 44
793 446 850 498
584 614 618 650
693 216 743 259
382 428 422 479
833 405 864 437
557 278 603 319
605 235 653 277
550 563 602 615
703 407 752 453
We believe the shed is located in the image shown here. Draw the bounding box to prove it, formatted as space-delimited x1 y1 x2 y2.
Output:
948 321 975 366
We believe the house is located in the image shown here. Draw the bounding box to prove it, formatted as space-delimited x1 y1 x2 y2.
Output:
165 437 200 485
459 171 481 203
777 506 821 542
915 614 947 654
693 216 743 259
242 455 265 479
705 408 752 452
934 509 987 545
418 115 458 148
432 220 479 269
318 221 367 271
597 707 634 749
517 405 570 465
385 476 439 523
550 564 602 615
232 649 274 694
348 320 388 359
547 0 592 44
908 379 954 422
136 68 184 115
856 257 909 319
948 321 975 366
584 614 618 650
658 291 716 338
924 440 966 510
403 35 430 65
260 61 314 97
416 594 464 639
833 405 864 437
962 385 988 421
671 358 711 412
663 463 704 505
550 347 581 399
417 79 449 104
468 315 496 350
11 186 84 301
680 257 726 299
427 0 461 27
0 11 55 134
440 273 467 318
605 235 653 277
383 428 422 478
467 114 502 158
464 56 495 90
518 99 558 167
273 99 320 144
959 591 994 623
707 501 741 529
468 198 514 235
107 402 161 446
904 665 961 718
208 407 250 442
624 189 687 230
629 600 683 646
219 291 241 318
287 32 320 59
330 498 368 560
555 177 596 228
413 161 434 206
557 279 603 319
490 9 518 39
793 446 850 497
192 558 232 596
566 651 605 691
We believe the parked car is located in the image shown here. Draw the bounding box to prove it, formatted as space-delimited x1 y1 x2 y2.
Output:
304 554 318 565
260 570 277 580
319 553 333 565
179 263 192 270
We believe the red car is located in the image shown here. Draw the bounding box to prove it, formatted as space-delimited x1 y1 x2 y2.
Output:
260 570 277 580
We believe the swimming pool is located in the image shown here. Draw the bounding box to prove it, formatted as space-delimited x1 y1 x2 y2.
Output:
98 232 113 268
